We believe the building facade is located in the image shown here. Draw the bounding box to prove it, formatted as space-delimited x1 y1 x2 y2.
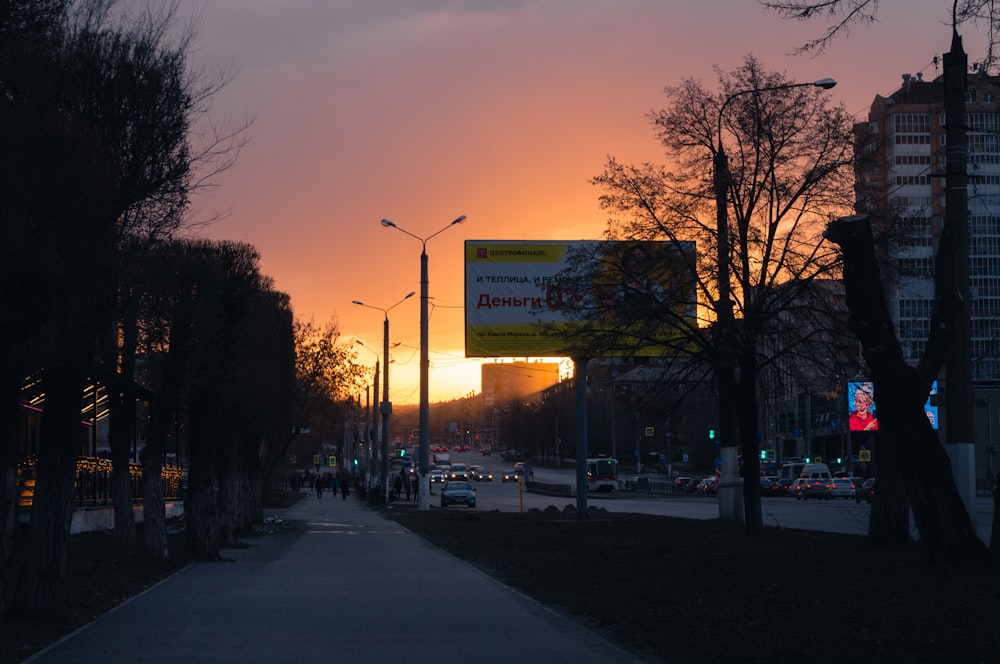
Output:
481 360 561 409
855 71 1000 380
855 71 1000 484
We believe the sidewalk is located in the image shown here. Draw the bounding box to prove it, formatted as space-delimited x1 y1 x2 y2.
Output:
27 492 642 663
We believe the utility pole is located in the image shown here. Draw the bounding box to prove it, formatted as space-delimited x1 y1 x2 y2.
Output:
943 30 976 520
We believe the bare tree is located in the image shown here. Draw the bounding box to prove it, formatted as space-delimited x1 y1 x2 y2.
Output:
760 0 998 66
578 55 856 534
764 0 998 561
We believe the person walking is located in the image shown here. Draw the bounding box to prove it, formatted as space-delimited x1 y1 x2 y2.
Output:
314 473 323 499
340 474 349 500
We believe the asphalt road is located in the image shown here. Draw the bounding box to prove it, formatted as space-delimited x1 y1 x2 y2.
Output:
442 450 995 544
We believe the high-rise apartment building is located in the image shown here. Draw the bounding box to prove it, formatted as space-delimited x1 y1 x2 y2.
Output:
855 71 1000 381
481 361 561 408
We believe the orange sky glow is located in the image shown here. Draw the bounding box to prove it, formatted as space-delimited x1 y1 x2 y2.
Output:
178 0 980 404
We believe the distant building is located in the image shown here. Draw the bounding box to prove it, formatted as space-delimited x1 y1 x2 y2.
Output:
481 361 561 408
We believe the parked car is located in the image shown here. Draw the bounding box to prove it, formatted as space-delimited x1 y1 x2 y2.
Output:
829 478 856 499
856 478 876 503
440 481 476 508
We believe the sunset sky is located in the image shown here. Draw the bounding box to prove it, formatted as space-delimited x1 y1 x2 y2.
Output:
177 0 980 404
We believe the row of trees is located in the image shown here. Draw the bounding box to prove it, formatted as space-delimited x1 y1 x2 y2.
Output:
0 0 362 619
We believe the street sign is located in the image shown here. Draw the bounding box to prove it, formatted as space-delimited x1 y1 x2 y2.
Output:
859 449 871 462
644 426 655 437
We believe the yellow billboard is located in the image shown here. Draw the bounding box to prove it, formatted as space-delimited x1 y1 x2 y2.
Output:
464 240 696 357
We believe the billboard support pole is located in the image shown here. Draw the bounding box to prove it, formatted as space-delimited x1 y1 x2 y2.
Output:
574 357 589 517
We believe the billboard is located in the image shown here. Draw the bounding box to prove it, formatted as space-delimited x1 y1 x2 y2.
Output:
464 240 696 357
847 380 938 431
848 381 877 431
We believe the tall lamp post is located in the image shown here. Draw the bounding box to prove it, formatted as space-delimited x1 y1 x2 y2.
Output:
353 291 416 502
713 77 836 522
381 215 468 511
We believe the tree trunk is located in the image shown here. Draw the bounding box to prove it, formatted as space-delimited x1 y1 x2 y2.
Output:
144 376 178 561
991 477 999 561
109 318 139 553
869 460 910 545
825 215 987 563
241 435 265 528
184 392 221 559
738 345 763 535
141 448 168 561
16 366 82 615
0 373 21 613
215 426 241 546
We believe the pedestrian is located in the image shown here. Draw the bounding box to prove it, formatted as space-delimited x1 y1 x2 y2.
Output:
315 473 323 499
393 473 403 502
341 474 349 500
404 473 411 502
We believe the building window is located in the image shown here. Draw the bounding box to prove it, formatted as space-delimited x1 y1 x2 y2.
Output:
898 298 934 319
895 113 930 133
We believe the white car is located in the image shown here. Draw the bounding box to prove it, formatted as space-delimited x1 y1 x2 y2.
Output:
429 469 445 484
829 477 857 499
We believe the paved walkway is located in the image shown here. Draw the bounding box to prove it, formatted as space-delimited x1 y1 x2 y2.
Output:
28 493 643 663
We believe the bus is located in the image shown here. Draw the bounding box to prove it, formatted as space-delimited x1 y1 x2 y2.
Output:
586 457 618 492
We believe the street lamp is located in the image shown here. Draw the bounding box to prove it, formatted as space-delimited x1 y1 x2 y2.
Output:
353 291 416 502
381 214 468 510
713 77 835 522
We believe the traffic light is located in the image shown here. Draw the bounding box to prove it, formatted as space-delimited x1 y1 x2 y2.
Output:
708 429 715 440
759 449 767 460
352 458 359 466
399 448 407 457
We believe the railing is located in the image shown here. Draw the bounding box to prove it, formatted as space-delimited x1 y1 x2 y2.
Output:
17 456 185 510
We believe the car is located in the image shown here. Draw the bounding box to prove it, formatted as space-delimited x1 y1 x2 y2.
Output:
447 463 469 481
771 477 794 496
674 476 694 493
759 476 776 492
829 477 856 499
801 478 832 500
473 468 493 482
695 477 718 495
429 469 445 484
513 461 526 475
502 470 519 483
790 478 808 499
856 478 875 503
440 480 476 508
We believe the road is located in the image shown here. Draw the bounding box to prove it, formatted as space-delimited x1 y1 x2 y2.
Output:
436 450 995 544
